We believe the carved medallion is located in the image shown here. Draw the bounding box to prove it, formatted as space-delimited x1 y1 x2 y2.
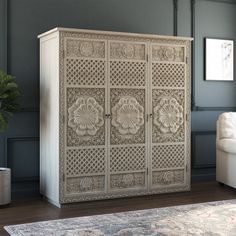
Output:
110 89 145 145
122 174 134 186
153 97 183 134
122 44 135 59
162 171 175 184
80 177 93 191
152 170 184 186
67 88 105 146
68 97 104 136
152 45 184 62
110 173 145 189
110 42 145 60
67 176 105 193
152 89 184 143
80 41 94 57
112 96 144 136
164 47 175 61
66 39 105 58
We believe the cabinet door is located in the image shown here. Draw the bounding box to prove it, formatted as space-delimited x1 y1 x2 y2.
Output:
108 40 148 194
63 37 108 201
150 43 188 191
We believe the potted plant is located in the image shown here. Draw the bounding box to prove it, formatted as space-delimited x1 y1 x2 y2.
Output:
0 70 20 206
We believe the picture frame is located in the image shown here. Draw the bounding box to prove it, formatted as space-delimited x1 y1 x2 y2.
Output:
205 38 234 81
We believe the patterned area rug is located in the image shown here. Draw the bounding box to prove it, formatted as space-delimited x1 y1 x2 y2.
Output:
5 200 236 236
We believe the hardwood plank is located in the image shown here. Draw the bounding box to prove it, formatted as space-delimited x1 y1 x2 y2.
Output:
1 181 236 236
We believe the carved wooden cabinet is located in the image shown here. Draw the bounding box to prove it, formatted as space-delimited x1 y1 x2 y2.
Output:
38 28 192 207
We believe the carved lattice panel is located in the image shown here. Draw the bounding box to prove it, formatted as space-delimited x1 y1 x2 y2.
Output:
110 89 145 145
110 61 146 87
67 88 105 147
65 148 106 194
152 169 185 186
152 45 185 62
66 58 106 86
152 89 185 143
66 148 106 176
110 146 145 172
109 41 147 87
152 144 185 170
152 63 185 88
66 176 105 194
110 173 145 190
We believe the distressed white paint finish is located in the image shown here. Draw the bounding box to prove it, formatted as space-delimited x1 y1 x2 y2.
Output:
39 28 192 207
40 32 60 206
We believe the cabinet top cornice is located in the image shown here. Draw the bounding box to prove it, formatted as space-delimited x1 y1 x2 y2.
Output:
38 27 193 41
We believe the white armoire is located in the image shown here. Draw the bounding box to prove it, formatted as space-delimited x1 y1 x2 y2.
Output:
38 28 192 207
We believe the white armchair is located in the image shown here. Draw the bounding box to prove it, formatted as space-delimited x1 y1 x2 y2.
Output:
216 112 236 187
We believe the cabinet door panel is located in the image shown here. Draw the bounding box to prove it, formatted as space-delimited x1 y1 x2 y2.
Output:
108 41 148 192
110 89 146 191
150 43 187 190
64 37 108 198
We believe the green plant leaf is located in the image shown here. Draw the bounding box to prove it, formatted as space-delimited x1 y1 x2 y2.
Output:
0 70 20 132
0 112 8 132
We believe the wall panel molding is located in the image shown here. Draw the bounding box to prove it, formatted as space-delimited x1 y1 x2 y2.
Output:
191 0 196 110
5 136 39 183
0 0 8 71
173 0 178 36
193 106 236 111
191 0 236 111
17 107 39 113
191 131 216 169
5 0 8 72
199 0 236 4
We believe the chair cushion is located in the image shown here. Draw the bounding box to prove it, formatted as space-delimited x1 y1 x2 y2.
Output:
218 112 236 140
217 139 236 154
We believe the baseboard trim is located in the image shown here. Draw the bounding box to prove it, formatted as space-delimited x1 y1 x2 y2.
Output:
191 173 216 182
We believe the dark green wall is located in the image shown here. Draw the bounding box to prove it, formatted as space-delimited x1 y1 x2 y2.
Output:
190 0 236 181
0 0 236 196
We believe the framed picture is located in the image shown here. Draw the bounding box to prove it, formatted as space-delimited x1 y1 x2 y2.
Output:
205 38 234 81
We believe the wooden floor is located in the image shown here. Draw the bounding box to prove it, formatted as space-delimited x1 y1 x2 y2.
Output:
0 181 236 235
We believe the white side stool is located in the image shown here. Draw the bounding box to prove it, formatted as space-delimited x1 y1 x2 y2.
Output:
0 168 11 206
